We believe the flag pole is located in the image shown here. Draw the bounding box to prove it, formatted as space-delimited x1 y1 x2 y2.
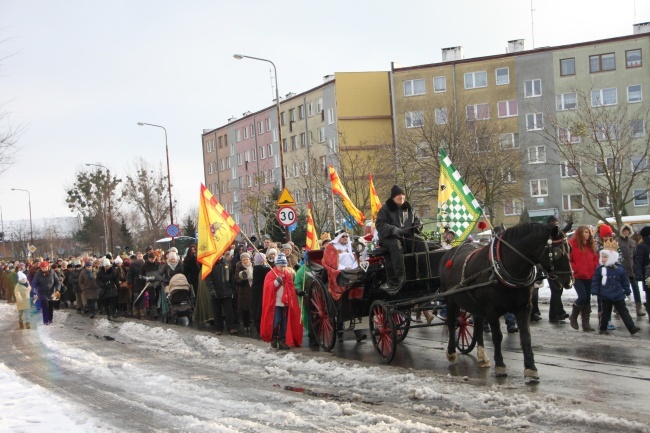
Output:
238 231 282 279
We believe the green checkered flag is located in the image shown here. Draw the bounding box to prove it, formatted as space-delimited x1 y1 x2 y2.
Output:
437 149 482 244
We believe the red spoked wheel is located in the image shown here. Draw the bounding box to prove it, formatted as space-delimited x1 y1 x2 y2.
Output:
369 301 397 363
307 279 337 351
392 311 410 343
455 309 476 354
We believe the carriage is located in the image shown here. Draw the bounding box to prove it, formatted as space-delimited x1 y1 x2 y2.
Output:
304 239 476 363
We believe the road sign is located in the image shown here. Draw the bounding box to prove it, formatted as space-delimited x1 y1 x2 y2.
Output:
166 224 180 238
276 188 296 207
28 245 36 253
277 206 297 227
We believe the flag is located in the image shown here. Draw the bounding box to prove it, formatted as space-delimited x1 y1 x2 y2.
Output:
197 183 240 280
369 173 382 220
305 202 319 251
329 165 365 226
437 150 482 244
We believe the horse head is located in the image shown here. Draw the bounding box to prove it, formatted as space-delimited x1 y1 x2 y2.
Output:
537 225 574 289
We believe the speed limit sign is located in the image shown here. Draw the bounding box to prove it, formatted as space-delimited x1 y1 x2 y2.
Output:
277 206 297 227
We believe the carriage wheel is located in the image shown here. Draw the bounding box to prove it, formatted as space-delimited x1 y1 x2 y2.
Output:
393 311 410 343
369 301 397 363
308 280 337 352
455 309 476 354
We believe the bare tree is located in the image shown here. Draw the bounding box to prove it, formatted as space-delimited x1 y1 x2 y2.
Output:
542 90 650 231
0 102 22 176
123 158 169 234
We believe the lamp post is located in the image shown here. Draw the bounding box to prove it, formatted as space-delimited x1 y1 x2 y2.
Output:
233 53 289 241
11 188 33 247
86 163 113 254
137 122 175 236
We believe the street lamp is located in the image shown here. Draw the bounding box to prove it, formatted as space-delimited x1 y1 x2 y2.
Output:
233 53 289 241
86 163 114 254
11 188 33 247
137 122 175 231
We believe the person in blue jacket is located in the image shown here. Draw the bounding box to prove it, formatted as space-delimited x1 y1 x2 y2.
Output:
592 248 641 335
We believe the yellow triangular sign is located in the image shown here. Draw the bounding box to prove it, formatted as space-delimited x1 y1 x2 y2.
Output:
277 187 296 206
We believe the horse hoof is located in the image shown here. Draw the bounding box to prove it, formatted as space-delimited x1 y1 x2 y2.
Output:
524 369 540 381
495 366 508 377
445 350 458 363
478 360 491 368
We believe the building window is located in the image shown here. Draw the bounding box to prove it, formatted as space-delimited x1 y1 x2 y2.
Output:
405 111 424 128
282 138 287 153
524 79 542 97
327 108 334 125
558 127 580 144
560 161 580 177
238 176 244 188
289 108 296 122
404 79 425 96
634 189 649 206
317 98 323 113
208 162 213 174
560 58 576 76
272 128 278 142
466 103 489 121
500 133 519 149
268 143 273 157
247 175 252 187
631 119 645 137
597 193 610 209
464 71 487 89
497 100 518 118
595 123 619 141
244 150 250 164
528 145 546 164
626 49 642 68
205 140 212 153
266 118 271 130
318 127 325 142
300 132 306 147
220 159 225 171
274 154 280 168
495 67 509 85
235 129 241 142
280 112 286 126
298 105 305 120
293 162 300 177
307 102 313 117
433 76 446 93
237 153 242 166
632 155 648 172
596 157 622 175
243 126 249 139
526 113 543 131
628 85 642 103
476 136 491 152
530 179 548 197
259 146 266 160
556 92 577 110
590 53 616 72
218 136 223 148
504 199 523 216
269 169 275 182
434 108 448 125
591 88 617 107
291 135 298 151
328 138 338 154
502 167 516 183
303 160 309 175
563 194 583 211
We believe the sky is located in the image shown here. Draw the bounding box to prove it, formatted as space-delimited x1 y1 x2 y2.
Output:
1 0 649 224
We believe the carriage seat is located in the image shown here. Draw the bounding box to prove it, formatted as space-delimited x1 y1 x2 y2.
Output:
336 268 365 287
306 249 325 273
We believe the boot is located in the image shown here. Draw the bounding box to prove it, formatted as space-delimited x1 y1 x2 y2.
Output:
25 322 31 329
569 304 581 330
581 306 595 332
636 302 647 317
271 337 278 349
19 321 24 330
278 340 290 350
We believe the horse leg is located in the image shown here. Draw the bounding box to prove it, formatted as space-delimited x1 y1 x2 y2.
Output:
489 315 507 377
474 315 490 368
516 304 539 381
445 302 459 363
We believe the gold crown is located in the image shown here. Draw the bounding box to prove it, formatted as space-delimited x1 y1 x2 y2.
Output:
603 238 619 252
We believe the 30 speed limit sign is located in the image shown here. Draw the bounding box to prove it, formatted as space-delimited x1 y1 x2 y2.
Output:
276 206 297 227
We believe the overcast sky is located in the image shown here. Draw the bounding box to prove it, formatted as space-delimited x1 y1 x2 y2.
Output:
1 0 649 223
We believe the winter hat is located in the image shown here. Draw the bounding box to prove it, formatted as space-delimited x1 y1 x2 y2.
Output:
600 249 619 285
640 226 650 238
106 253 112 260
275 253 288 266
254 253 266 266
114 256 123 265
390 184 406 198
620 224 633 235
85 259 93 267
123 259 131 267
281 243 292 251
17 271 27 283
240 252 251 260
598 224 614 239
168 247 178 254
147 252 156 259
102 258 111 268
267 248 278 257
167 252 179 262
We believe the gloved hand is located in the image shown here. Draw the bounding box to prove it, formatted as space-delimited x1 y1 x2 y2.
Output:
400 227 411 236
209 289 217 300
296 290 306 297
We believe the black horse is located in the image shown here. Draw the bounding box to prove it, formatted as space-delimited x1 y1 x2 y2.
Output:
439 223 573 381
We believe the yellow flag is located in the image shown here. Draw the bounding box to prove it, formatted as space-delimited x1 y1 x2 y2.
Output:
305 202 319 251
329 165 365 226
197 183 240 280
369 173 382 220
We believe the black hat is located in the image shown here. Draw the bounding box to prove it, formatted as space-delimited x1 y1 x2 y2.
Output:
106 253 112 260
390 185 406 198
640 226 650 238
547 215 558 224
145 245 153 252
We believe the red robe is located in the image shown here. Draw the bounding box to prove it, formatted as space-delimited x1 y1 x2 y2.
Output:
260 267 303 347
322 243 346 301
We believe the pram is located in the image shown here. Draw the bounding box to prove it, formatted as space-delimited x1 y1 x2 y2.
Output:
162 274 195 326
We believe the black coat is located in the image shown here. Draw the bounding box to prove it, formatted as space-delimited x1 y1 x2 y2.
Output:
251 264 271 324
205 258 234 299
375 197 421 241
633 236 650 280
183 253 200 291
97 267 119 300
128 259 145 290
160 263 184 287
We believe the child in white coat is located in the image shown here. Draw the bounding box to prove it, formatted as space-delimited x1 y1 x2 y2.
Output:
14 271 32 329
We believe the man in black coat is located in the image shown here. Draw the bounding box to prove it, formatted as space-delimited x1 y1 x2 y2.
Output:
633 225 650 319
183 244 200 296
205 256 237 335
375 185 426 290
128 252 146 318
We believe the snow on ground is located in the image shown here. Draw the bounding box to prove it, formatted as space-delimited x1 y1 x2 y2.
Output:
0 300 646 432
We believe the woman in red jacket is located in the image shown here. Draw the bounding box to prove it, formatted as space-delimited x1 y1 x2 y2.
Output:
569 226 599 331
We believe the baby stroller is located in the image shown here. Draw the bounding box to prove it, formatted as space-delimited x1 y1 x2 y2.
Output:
162 274 195 326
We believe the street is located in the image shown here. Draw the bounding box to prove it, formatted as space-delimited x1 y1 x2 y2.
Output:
1 299 648 432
